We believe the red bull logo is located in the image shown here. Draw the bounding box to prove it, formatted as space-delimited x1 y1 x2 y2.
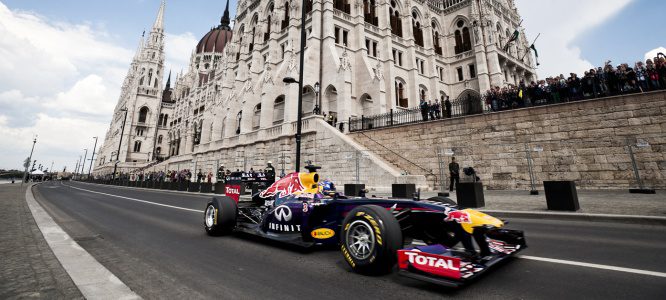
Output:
259 172 305 199
444 210 472 224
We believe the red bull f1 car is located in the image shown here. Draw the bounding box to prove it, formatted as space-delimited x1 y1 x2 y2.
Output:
204 166 526 287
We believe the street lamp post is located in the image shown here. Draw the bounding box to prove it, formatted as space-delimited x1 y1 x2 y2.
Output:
88 136 98 179
314 81 320 114
80 148 88 180
22 136 37 185
75 156 81 180
113 108 129 180
280 0 309 172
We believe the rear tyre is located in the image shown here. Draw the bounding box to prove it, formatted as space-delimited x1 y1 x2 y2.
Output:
340 205 402 274
204 196 237 236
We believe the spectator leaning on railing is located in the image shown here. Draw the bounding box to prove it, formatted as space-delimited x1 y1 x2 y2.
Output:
484 53 666 112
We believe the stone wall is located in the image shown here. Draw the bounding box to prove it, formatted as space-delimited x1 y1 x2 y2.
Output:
152 117 426 192
350 91 666 190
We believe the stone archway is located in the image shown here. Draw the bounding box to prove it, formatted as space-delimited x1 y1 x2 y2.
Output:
323 85 338 118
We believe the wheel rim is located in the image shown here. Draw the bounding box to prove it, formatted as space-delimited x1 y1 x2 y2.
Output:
205 205 216 228
345 220 376 260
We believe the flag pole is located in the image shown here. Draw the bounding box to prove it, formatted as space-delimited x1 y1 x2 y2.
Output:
521 33 541 62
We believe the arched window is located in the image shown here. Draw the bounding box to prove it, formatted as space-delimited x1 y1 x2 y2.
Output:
157 135 163 144
273 96 285 124
282 2 290 30
395 79 407 108
264 4 273 42
389 1 402 37
412 11 423 47
147 69 153 86
253 103 262 130
156 147 161 155
133 141 142 152
454 20 472 54
432 21 442 55
249 15 258 52
364 0 378 26
237 24 245 60
138 107 149 123
163 114 168 126
139 76 145 85
158 114 164 125
236 111 242 134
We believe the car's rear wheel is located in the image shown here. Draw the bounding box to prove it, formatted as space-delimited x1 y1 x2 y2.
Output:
340 205 402 274
204 196 237 236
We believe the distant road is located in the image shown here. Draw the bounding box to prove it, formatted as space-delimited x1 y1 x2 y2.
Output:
34 181 666 299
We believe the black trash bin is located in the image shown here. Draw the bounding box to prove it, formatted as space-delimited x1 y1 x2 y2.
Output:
455 182 485 208
392 184 416 198
200 182 212 193
543 181 580 211
213 182 225 194
344 184 366 197
188 182 201 193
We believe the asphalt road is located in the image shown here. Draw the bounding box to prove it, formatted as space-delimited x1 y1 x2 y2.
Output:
34 181 666 299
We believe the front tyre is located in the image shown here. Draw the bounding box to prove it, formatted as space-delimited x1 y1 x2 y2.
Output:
340 205 402 274
204 196 237 236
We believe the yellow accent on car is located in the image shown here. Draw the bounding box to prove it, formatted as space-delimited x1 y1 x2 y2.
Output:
214 208 218 225
298 172 320 194
460 209 504 234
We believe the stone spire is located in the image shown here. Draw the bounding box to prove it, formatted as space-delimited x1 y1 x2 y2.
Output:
153 0 166 32
165 70 171 89
220 0 231 30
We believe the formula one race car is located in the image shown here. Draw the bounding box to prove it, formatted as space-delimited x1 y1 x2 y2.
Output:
203 166 526 287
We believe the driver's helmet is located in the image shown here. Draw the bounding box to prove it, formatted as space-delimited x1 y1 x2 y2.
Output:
318 179 336 194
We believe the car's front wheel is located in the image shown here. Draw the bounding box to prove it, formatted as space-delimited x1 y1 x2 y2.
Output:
204 196 237 236
340 205 402 274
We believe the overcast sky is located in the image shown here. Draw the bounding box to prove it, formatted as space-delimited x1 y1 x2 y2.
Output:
0 0 664 171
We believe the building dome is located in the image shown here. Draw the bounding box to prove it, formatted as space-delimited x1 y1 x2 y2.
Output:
195 0 233 54
195 27 232 54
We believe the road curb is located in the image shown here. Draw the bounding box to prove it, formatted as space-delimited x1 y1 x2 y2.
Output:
482 209 666 226
26 183 142 299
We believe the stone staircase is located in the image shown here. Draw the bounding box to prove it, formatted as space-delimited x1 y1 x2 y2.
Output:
351 132 439 191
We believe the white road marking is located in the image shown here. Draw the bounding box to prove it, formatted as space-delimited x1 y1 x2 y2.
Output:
65 183 204 213
58 183 666 279
518 255 666 278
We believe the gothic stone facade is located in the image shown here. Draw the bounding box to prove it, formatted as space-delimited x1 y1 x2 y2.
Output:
94 0 536 179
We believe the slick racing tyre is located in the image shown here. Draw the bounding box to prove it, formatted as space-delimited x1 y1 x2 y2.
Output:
340 205 402 274
204 196 237 236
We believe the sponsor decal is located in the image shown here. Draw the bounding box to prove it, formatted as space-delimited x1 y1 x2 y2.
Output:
268 223 301 232
225 185 241 202
398 250 461 279
274 205 292 222
311 228 335 239
259 172 305 199
444 210 472 224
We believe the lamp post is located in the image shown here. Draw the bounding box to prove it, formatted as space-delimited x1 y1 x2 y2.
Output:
88 136 98 179
280 0 309 172
113 108 129 180
314 81 320 114
80 148 88 180
22 136 37 185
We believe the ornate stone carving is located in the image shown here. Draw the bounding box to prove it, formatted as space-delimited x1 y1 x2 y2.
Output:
338 48 352 73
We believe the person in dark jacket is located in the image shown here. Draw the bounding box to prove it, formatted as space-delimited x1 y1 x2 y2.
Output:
449 157 460 192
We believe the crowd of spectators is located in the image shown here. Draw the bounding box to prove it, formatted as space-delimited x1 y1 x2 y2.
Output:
485 54 666 111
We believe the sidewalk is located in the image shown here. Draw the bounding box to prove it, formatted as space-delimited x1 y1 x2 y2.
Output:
0 184 83 299
374 189 665 217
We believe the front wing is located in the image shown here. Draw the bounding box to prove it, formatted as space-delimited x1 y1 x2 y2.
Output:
397 228 526 287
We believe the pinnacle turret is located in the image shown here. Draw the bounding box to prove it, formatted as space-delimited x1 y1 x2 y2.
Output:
220 0 231 30
153 0 166 32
